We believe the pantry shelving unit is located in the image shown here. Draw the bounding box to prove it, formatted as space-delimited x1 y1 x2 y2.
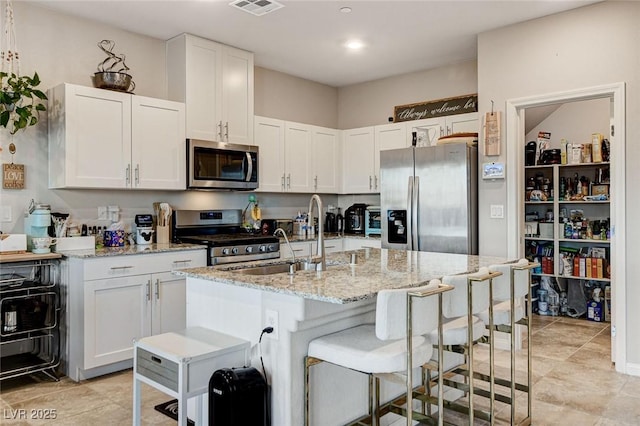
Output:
523 161 611 319
0 254 61 381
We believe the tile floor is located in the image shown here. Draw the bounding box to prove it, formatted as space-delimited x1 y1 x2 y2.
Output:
1 315 638 425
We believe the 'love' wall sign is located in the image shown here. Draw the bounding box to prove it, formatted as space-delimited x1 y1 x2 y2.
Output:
394 94 478 123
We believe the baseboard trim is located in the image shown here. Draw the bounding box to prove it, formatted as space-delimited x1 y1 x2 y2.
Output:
624 362 640 377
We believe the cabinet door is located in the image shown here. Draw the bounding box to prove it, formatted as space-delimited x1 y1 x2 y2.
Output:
151 272 186 335
312 126 341 193
132 96 186 190
343 238 381 250
255 116 286 192
222 46 254 145
50 84 131 189
284 122 313 192
374 123 408 191
84 275 151 369
342 127 375 193
184 35 224 141
446 112 479 135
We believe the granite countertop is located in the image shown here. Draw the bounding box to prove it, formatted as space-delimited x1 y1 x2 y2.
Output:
175 248 513 304
56 243 206 259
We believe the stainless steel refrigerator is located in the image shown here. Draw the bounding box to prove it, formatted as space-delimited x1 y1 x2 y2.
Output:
380 143 478 254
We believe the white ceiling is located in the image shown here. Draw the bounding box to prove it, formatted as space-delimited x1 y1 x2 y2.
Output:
32 0 599 87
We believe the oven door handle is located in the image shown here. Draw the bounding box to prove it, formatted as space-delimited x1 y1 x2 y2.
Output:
245 152 253 182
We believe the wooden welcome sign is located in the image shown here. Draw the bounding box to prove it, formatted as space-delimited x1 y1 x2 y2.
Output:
393 94 478 123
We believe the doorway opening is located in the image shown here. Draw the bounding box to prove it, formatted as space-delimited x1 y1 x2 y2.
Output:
505 82 626 372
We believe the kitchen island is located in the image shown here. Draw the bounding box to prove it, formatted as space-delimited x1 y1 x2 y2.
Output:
175 248 512 425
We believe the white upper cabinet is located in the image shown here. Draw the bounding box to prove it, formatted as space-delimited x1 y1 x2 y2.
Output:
373 122 408 188
342 127 376 193
132 96 186 190
254 117 341 193
254 116 286 192
284 122 314 192
312 126 341 193
167 33 254 145
48 83 185 190
342 123 407 194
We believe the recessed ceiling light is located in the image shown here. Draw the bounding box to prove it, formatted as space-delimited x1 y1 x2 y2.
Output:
345 40 364 50
340 7 352 13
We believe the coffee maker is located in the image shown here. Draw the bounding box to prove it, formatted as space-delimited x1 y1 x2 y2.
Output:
24 202 51 252
344 203 367 234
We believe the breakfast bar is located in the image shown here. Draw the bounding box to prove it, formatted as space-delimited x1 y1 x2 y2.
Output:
175 248 512 425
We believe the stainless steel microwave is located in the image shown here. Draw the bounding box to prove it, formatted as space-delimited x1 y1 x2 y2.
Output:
187 139 259 190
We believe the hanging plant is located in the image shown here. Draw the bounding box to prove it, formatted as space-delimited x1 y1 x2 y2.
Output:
1 0 47 135
0 71 47 134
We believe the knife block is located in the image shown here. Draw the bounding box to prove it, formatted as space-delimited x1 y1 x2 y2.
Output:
156 226 170 244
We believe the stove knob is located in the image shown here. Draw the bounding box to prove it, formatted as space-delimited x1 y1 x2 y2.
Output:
259 245 267 252
268 244 275 252
246 246 254 253
232 247 239 254
222 248 230 255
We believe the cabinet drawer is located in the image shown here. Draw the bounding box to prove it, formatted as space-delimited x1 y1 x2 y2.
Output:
83 249 206 280
136 347 179 392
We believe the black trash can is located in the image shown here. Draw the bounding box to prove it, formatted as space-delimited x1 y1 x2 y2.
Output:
209 367 267 426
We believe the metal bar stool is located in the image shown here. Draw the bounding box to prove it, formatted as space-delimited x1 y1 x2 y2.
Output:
304 280 452 426
421 267 502 425
476 260 538 425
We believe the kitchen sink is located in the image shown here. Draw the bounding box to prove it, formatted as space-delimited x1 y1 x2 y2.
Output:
228 260 326 276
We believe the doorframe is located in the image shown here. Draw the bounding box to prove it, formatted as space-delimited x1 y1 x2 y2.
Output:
505 82 626 372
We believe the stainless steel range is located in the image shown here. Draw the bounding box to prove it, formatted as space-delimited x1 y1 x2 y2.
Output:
172 209 280 265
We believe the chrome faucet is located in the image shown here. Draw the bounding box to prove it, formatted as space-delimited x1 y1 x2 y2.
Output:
274 228 296 265
307 194 326 271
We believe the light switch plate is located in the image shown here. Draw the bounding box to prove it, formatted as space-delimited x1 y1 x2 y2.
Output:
0 205 11 222
490 204 504 219
98 206 108 220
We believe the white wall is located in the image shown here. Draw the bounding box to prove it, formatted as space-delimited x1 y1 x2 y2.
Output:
337 60 477 129
477 1 639 364
525 99 610 148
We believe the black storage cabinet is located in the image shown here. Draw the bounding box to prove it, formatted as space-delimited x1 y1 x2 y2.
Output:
209 367 267 426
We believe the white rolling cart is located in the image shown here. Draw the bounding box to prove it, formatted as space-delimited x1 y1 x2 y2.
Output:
133 327 250 426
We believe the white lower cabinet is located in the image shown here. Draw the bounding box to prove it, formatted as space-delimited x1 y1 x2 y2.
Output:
65 249 206 380
280 239 344 261
342 237 381 250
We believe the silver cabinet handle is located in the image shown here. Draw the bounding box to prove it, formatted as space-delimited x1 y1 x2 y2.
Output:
281 175 285 190
135 164 139 185
439 127 444 137
146 280 151 302
369 175 372 190
217 121 223 140
314 175 318 190
374 175 378 190
224 121 229 141
287 174 291 189
447 125 451 135
154 279 160 300
172 259 192 265
292 248 305 252
126 164 131 185
110 266 133 270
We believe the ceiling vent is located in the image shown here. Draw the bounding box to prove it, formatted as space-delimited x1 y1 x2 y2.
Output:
229 0 284 16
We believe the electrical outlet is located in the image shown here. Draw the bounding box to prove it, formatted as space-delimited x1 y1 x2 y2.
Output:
265 309 279 340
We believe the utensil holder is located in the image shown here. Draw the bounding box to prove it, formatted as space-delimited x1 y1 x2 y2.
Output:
156 226 170 244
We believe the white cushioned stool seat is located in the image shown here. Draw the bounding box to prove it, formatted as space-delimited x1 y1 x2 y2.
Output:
308 325 433 373
477 300 525 326
428 315 486 346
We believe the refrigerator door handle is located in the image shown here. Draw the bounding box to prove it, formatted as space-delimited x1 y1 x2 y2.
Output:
413 176 420 250
406 176 413 250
